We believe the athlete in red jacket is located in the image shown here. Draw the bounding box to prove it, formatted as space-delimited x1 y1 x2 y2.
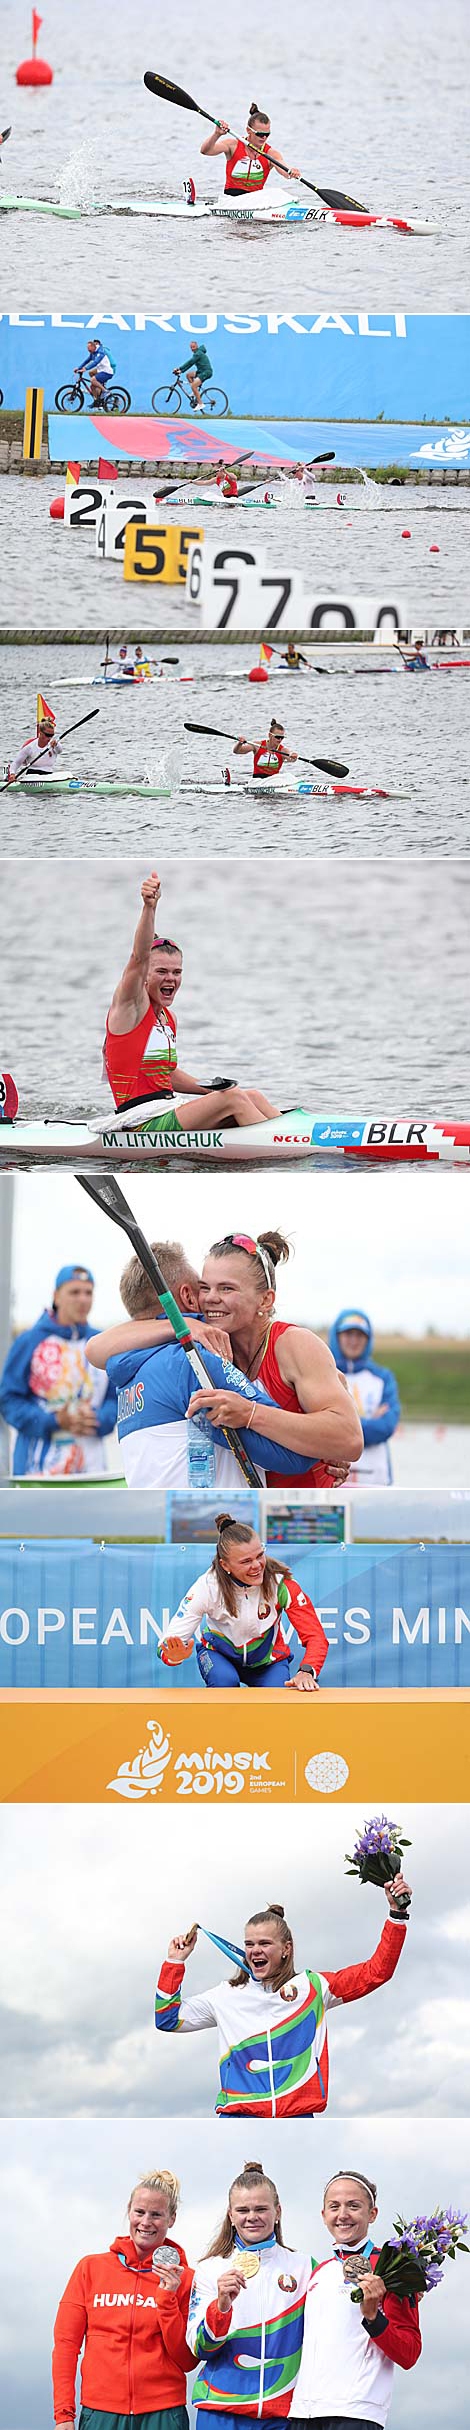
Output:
52 2169 194 2429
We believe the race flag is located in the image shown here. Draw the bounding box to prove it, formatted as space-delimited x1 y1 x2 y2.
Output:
197 1924 255 1976
66 460 81 485
98 456 119 480
259 641 274 665
32 11 43 41
37 693 55 724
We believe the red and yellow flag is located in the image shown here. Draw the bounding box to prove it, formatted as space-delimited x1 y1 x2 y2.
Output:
36 693 55 726
259 641 274 666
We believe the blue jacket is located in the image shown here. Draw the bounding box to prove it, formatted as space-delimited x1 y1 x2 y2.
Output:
0 1310 117 1475
329 1308 400 1445
108 1339 316 1477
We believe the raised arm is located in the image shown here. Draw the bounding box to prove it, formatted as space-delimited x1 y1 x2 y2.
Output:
200 122 235 158
107 871 162 1031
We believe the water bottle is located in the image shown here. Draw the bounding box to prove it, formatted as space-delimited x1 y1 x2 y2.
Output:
187 1412 217 1485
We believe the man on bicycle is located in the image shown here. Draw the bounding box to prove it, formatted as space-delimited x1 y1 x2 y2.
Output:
172 338 214 411
73 337 118 400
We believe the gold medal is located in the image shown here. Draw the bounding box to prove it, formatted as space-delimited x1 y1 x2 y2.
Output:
239 2250 260 2278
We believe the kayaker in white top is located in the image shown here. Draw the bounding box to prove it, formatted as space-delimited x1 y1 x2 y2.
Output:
6 697 62 781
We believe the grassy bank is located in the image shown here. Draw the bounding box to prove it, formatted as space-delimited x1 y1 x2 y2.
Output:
333 1336 470 1424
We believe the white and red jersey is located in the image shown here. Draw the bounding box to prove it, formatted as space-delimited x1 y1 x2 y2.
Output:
216 469 238 496
163 1564 329 1673
253 739 287 776
155 1918 407 2116
8 736 61 776
225 140 273 195
292 2246 421 2425
188 2235 312 2417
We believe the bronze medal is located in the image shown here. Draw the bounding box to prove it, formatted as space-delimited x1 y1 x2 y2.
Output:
239 2250 260 2278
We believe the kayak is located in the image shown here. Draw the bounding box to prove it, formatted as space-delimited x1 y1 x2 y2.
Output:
50 673 198 688
0 191 81 217
180 777 395 800
1 1114 468 1165
3 771 171 797
98 196 437 234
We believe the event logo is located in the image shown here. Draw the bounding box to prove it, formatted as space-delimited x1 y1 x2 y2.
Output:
412 427 470 461
107 1719 172 1800
304 1750 350 1794
107 1723 272 1800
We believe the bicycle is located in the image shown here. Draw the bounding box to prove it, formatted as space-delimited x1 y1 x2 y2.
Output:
54 372 131 414
151 374 229 417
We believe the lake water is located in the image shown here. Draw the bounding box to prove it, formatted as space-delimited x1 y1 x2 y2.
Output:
0 0 468 308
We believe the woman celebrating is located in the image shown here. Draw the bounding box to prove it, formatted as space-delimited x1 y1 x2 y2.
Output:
159 1510 329 1689
52 2165 193 2430
191 1229 363 1482
188 2159 311 2417
104 871 278 1134
201 103 300 196
155 1881 413 2117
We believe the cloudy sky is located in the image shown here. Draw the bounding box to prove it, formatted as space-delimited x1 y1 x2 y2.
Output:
0 2114 468 2430
8 1167 470 1335
1 1803 469 2119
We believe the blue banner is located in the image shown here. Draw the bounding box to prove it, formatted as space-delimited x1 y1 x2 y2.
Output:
46 411 470 469
1 311 470 418
0 1541 468 1688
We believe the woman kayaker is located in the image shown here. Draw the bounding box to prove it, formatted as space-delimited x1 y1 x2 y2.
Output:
154 1883 413 2117
233 720 298 778
201 102 300 196
190 1229 363 1482
52 2165 193 2430
187 2159 311 2407
158 1509 329 1689
103 870 279 1133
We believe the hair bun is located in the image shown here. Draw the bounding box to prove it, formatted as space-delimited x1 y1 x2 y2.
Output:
258 1229 290 1271
243 2160 264 2174
215 1513 233 1532
267 1902 284 1919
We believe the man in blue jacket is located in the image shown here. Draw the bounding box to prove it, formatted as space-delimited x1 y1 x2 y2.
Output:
329 1308 401 1485
0 1264 117 1476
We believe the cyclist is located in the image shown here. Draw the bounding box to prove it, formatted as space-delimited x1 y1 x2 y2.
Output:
172 339 214 411
73 337 118 401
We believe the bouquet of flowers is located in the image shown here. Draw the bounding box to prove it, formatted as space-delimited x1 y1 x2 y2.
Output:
345 1814 411 1915
350 2208 468 2303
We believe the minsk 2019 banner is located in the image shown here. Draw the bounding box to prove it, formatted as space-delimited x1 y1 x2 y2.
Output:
1 309 470 419
0 1540 469 1690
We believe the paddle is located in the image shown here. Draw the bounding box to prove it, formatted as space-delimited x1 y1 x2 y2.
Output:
143 72 369 213
0 127 11 147
77 1174 261 1486
1 707 100 791
184 719 349 777
153 453 253 504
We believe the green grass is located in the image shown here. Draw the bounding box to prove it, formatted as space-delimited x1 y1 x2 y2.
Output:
358 1337 470 1424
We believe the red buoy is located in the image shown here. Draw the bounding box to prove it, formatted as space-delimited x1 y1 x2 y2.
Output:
430 543 440 552
249 666 269 682
50 496 65 518
401 528 411 538
16 10 53 85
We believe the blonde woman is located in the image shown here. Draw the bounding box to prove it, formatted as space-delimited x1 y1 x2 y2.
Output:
52 2166 193 2430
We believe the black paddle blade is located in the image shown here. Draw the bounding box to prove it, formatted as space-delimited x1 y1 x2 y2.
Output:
77 1173 140 1237
144 71 202 113
0 127 12 142
316 185 369 211
313 757 349 776
308 450 335 465
184 719 232 738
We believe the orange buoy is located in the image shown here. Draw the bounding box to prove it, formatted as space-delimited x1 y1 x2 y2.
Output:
50 496 64 518
16 9 53 85
249 666 269 682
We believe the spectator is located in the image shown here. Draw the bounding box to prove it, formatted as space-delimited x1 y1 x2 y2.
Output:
329 1308 401 1485
0 1262 117 1475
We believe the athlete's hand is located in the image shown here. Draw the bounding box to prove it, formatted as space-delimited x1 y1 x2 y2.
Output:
154 2262 183 2292
385 1875 412 1912
289 1670 320 1692
168 1923 198 1960
187 1318 234 1362
360 2271 386 2319
215 119 230 135
217 2265 246 2310
288 167 301 178
141 871 161 909
159 1636 194 1667
188 1387 254 1429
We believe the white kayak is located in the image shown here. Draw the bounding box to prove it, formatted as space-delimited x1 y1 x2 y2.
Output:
1 1114 469 1166
0 191 81 217
180 776 395 800
98 195 437 234
3 772 171 797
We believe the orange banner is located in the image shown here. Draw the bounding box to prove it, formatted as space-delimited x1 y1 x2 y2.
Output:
0 1689 467 1803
